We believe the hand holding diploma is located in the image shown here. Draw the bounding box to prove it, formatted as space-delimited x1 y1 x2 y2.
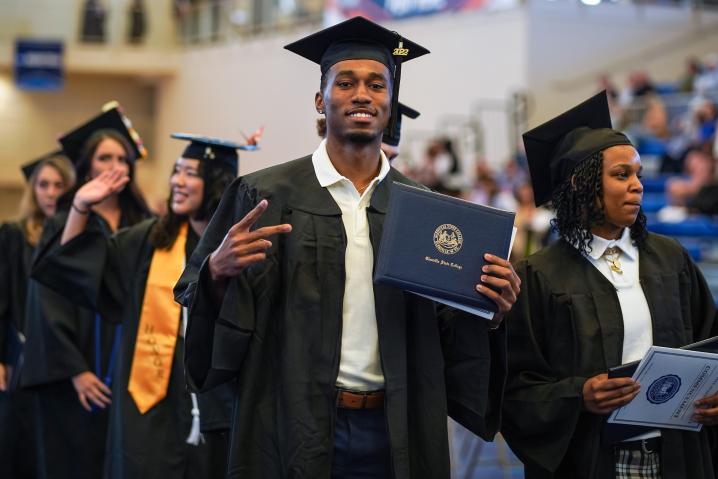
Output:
583 373 641 415
475 253 521 325
608 346 718 431
693 391 718 426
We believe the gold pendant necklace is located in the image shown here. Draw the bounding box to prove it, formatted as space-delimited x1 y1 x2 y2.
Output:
356 182 370 194
603 246 623 274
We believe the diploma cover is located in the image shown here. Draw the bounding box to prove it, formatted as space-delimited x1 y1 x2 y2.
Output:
602 335 718 444
374 182 515 317
4 322 25 392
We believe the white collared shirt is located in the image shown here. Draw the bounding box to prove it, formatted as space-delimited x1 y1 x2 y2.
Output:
312 139 390 391
581 228 653 363
581 228 659 442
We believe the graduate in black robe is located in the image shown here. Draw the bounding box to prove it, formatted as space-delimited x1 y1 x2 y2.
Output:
0 153 75 479
501 91 718 478
32 134 256 478
175 17 520 479
21 106 151 479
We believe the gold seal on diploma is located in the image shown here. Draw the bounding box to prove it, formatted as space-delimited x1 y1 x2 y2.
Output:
433 224 463 255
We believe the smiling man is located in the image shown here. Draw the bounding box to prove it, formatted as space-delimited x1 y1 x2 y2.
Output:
175 16 520 479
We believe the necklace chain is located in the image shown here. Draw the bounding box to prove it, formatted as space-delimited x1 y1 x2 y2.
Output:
356 182 371 194
603 246 624 274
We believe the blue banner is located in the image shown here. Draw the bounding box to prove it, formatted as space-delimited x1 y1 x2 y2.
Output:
326 0 495 21
14 39 64 91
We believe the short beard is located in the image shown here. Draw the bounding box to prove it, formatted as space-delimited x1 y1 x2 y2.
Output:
345 130 377 144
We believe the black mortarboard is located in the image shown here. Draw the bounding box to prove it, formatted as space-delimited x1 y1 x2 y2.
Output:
171 133 258 175
382 102 419 146
284 16 429 138
58 103 147 165
21 149 65 182
522 90 633 207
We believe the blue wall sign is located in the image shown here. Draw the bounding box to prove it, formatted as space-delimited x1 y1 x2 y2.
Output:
14 39 65 91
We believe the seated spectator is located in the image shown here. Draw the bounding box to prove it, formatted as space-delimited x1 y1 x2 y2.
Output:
666 147 716 206
621 90 670 160
414 137 463 194
632 70 657 98
694 53 718 93
597 74 622 118
641 93 670 140
511 182 553 261
689 183 718 216
466 163 517 212
496 157 528 195
679 56 703 93
662 98 717 173
618 70 656 112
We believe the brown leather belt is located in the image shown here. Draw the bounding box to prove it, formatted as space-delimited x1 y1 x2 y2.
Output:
335 389 385 409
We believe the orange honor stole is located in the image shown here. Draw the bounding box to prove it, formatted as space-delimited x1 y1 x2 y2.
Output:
128 223 188 414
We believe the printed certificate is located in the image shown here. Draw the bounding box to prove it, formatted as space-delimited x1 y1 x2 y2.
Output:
608 346 718 431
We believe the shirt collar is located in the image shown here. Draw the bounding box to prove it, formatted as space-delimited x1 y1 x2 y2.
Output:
585 227 637 261
311 139 390 188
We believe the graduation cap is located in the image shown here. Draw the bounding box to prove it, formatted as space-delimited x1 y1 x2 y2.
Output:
21 149 66 182
171 133 258 174
284 16 430 139
522 90 633 207
382 102 420 146
58 102 147 165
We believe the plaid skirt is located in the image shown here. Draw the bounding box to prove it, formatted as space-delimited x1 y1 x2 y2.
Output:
614 441 661 479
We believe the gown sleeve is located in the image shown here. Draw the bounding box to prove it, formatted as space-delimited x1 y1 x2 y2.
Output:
499 259 587 473
30 214 130 324
0 224 12 361
680 248 718 340
680 247 718 459
175 179 260 391
22 214 93 382
438 304 507 441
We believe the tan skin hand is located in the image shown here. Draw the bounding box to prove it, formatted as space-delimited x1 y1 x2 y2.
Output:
61 169 131 245
475 253 521 327
73 169 130 211
693 391 718 426
583 373 640 415
208 199 292 283
72 371 112 411
0 363 7 392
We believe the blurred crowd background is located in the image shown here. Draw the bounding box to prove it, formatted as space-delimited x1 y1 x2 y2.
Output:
1 1 718 478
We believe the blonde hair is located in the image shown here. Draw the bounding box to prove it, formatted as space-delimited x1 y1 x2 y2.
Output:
19 155 76 245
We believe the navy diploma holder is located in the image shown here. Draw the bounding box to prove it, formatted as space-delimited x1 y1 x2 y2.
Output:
4 322 26 393
602 335 718 445
374 182 515 316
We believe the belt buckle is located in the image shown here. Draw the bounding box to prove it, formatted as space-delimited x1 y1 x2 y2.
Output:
641 439 654 455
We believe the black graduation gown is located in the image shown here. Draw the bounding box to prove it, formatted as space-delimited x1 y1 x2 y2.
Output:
0 222 39 479
174 156 508 479
501 235 718 479
22 212 129 479
31 217 232 479
0 222 32 366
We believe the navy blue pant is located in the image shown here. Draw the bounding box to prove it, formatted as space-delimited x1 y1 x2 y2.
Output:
331 407 392 479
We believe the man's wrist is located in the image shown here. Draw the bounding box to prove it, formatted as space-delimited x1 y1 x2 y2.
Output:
208 252 224 283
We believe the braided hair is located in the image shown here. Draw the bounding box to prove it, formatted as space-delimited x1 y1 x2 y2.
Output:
550 150 647 255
